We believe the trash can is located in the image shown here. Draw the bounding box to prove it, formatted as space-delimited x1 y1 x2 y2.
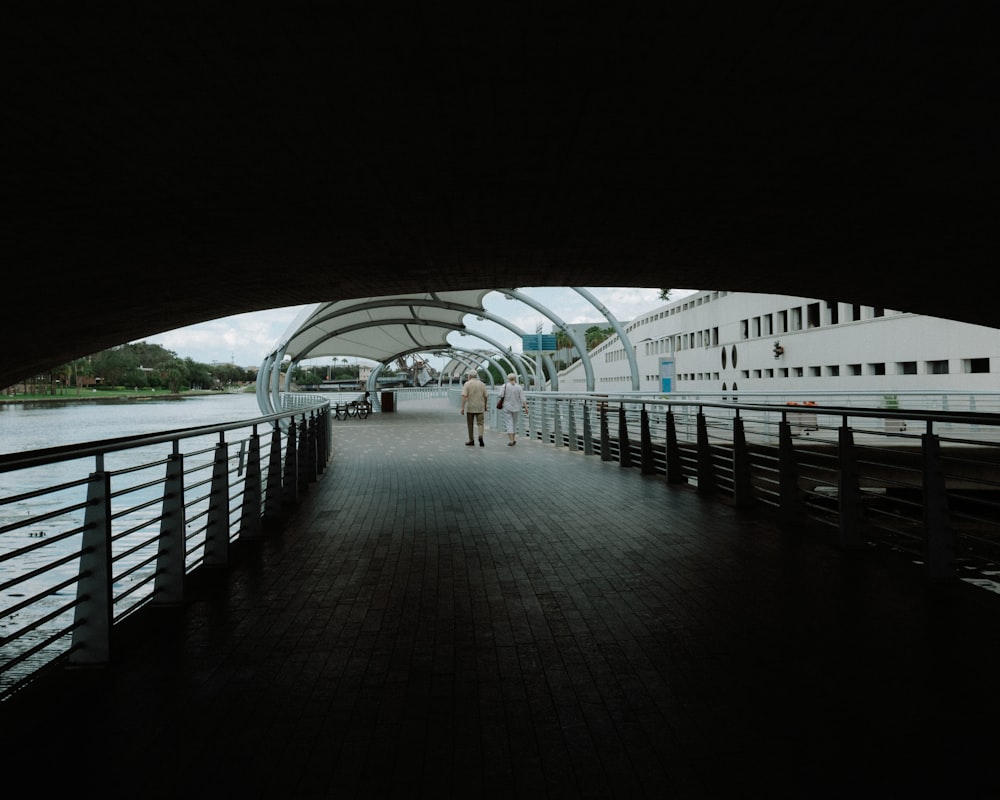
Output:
380 391 395 413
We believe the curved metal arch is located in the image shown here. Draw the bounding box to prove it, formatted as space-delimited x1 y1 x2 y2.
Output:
572 287 639 391
257 351 278 413
468 307 562 390
437 348 532 387
433 348 508 386
366 347 507 400
452 329 534 386
284 297 563 388
497 288 595 391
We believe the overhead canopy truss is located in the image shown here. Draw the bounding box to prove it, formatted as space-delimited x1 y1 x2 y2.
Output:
255 288 636 413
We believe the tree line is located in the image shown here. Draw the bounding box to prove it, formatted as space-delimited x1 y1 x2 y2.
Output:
9 342 259 396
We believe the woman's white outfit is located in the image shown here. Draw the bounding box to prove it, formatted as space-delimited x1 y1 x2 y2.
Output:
500 381 527 436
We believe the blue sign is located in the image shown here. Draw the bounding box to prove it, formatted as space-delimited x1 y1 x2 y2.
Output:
521 334 558 352
660 359 674 393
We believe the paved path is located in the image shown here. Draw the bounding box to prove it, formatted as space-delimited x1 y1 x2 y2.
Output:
4 398 1000 798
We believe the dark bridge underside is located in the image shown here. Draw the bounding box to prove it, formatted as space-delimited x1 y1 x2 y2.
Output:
3 6 997 387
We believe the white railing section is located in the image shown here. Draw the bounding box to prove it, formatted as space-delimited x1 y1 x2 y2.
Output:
0 395 330 701
516 391 1000 594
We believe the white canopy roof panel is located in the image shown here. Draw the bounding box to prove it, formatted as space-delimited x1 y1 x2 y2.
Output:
271 290 494 365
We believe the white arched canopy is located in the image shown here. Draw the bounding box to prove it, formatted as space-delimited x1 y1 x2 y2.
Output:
256 287 629 412
258 290 493 412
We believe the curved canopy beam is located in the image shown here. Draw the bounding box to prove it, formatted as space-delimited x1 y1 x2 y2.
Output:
497 288 595 391
571 287 639 391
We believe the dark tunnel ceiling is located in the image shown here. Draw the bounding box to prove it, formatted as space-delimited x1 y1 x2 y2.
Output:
2 5 997 386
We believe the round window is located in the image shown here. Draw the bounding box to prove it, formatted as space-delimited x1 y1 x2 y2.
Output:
731 345 738 368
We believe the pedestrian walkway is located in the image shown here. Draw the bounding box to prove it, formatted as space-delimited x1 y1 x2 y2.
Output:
4 397 1000 799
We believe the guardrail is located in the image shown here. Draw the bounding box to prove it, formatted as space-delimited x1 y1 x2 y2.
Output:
0 395 330 701
519 393 1000 591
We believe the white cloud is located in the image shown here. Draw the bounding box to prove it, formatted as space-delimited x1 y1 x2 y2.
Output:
137 306 310 367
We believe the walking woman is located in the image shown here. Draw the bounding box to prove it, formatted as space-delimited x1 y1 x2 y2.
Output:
499 373 529 446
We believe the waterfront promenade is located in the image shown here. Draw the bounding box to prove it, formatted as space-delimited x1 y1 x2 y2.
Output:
4 397 1000 798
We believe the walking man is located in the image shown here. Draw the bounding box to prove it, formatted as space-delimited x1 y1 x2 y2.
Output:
460 371 489 447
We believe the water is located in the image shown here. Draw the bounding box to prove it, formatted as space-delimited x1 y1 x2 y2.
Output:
0 392 264 455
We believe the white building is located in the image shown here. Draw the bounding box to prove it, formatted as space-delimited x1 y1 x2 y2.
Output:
558 290 1000 397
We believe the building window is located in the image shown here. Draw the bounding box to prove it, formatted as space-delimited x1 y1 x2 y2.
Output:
848 363 862 376
777 309 788 333
826 365 840 377
791 307 803 330
827 301 839 325
809 366 821 377
807 302 820 328
965 358 990 374
868 363 886 375
927 360 949 375
897 361 918 375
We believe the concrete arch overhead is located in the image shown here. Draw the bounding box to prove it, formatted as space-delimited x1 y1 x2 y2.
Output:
4 7 998 388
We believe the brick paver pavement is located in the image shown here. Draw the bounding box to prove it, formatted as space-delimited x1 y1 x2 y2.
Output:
4 397 1000 798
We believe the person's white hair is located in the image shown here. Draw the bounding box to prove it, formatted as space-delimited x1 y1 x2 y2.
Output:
507 373 517 380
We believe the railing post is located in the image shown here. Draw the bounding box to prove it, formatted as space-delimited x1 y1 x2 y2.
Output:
305 411 319 484
239 429 263 542
779 415 805 523
567 401 578 451
583 401 594 456
618 404 632 468
923 430 954 580
204 436 230 568
640 405 654 474
837 422 865 549
665 409 684 484
297 414 310 493
264 423 284 528
153 450 186 605
553 399 562 447
600 402 611 461
284 418 300 506
317 407 330 474
732 414 754 508
696 409 715 493
69 468 113 667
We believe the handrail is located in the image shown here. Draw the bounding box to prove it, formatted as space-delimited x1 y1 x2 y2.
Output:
5 389 1000 702
0 394 330 700
517 391 1000 587
0 408 298 473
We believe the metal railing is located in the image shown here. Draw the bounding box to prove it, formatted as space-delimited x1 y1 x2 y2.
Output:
520 392 1000 591
0 395 330 701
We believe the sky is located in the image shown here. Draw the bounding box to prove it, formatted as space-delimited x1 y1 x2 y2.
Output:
138 287 699 369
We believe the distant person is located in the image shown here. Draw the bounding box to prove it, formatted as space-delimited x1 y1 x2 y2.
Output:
499 373 529 446
460 371 488 446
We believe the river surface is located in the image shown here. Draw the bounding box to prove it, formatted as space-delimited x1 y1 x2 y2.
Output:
0 393 265 455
